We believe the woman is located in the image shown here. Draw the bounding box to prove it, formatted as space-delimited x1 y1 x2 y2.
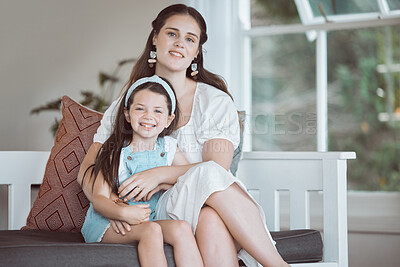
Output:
78 4 289 267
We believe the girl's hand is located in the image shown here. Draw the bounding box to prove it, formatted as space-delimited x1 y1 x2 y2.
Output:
123 204 151 225
118 168 164 201
145 183 173 201
109 219 131 235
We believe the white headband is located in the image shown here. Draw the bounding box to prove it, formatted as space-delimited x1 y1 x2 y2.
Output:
124 75 176 114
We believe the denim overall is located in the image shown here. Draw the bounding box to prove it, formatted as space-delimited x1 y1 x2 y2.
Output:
81 138 167 243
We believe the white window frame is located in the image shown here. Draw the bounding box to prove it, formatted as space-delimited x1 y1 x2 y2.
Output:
295 0 400 25
239 0 400 152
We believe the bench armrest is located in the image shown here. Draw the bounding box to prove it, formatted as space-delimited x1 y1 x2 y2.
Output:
237 151 356 267
0 151 50 230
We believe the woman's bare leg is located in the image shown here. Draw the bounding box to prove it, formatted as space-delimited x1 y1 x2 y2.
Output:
205 183 289 267
195 207 239 267
156 220 203 267
102 221 167 267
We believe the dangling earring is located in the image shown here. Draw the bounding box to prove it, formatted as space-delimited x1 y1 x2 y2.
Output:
148 50 157 68
190 58 198 78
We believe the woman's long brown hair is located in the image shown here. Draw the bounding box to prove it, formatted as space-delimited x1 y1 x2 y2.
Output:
83 79 179 193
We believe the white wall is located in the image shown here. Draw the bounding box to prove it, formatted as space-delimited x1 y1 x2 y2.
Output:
0 0 180 151
0 0 181 229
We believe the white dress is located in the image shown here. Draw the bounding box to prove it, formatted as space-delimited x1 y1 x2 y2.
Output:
93 82 274 267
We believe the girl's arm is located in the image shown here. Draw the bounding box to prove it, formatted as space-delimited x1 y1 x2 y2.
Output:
92 173 126 221
92 171 151 225
78 143 133 233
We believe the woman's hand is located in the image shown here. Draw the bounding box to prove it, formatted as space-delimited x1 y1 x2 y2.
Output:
118 167 165 202
145 183 173 201
118 148 191 201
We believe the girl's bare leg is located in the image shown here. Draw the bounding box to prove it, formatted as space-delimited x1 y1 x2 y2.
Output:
156 220 203 267
195 206 239 267
102 221 167 267
205 183 289 267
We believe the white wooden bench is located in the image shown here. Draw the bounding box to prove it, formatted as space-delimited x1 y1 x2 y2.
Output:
0 150 355 266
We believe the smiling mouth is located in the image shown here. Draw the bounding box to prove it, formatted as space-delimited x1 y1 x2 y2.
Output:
169 51 184 58
139 122 156 128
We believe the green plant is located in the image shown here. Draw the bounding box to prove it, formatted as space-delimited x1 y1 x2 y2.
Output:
31 58 136 136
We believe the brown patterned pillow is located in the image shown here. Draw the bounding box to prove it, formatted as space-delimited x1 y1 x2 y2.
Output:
22 96 103 232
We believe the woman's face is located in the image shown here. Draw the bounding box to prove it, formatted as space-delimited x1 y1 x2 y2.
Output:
153 14 201 74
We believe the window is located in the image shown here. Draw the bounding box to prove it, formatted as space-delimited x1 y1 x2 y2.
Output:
252 33 317 151
243 0 400 190
328 26 400 190
251 0 300 26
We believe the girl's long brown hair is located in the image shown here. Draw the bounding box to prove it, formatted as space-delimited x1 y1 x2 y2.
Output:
122 4 233 100
84 79 179 193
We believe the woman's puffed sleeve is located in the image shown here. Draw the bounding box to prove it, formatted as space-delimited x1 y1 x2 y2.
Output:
93 99 120 144
196 93 240 149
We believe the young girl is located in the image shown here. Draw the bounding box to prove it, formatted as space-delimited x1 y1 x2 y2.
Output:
81 75 203 267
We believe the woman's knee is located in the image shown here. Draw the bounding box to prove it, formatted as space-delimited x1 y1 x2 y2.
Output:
196 207 225 235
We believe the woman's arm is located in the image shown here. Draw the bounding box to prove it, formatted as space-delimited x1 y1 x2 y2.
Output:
77 142 103 202
118 140 234 202
118 148 198 201
202 138 234 171
172 147 190 165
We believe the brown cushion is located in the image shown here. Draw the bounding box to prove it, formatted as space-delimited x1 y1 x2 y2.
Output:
22 96 102 232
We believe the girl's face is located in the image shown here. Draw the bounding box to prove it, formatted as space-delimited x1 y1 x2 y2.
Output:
153 14 201 74
124 89 175 140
